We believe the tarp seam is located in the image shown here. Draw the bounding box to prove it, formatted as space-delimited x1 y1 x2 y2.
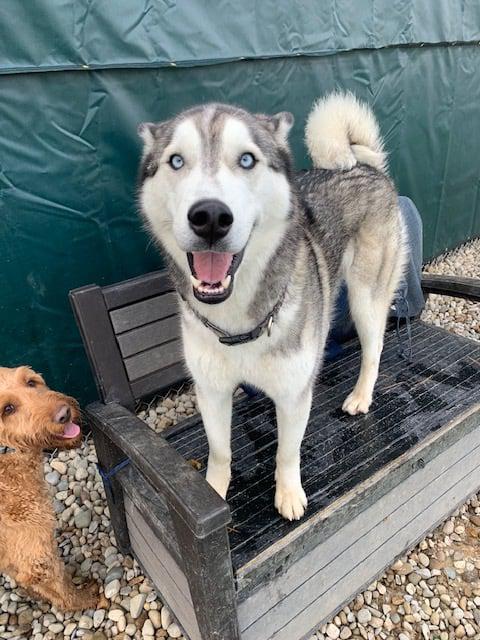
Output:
1 39 479 76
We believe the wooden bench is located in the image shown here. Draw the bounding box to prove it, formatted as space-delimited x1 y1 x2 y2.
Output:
70 272 480 640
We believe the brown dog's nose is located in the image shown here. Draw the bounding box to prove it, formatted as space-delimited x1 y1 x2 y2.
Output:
54 405 72 424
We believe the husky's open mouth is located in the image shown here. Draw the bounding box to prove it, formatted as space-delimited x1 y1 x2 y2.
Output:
187 250 244 304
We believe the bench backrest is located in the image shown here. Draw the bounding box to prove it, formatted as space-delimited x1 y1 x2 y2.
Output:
70 271 186 409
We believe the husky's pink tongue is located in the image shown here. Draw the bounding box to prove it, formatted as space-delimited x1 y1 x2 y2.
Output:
192 252 233 284
60 422 81 439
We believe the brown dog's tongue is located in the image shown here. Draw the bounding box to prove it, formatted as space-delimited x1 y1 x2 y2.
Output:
60 422 81 439
192 252 233 284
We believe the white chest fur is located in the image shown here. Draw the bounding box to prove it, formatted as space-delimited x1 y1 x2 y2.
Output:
181 300 322 401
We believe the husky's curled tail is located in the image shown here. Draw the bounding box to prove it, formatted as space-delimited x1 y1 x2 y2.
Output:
305 92 387 174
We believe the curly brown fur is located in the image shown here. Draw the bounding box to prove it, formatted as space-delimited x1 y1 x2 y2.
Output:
0 366 100 611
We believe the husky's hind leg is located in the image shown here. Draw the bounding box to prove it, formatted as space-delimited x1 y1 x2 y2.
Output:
342 283 388 415
342 227 405 415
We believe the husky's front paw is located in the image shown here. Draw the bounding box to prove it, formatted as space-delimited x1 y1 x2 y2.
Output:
342 390 372 415
275 484 307 521
206 464 231 500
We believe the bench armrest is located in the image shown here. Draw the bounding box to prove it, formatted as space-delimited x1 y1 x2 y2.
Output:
421 274 480 302
87 401 231 538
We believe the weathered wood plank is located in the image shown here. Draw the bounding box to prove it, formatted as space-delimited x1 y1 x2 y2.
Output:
103 270 173 310
116 315 181 358
238 422 480 639
124 339 182 381
110 292 178 334
126 497 191 598
130 362 188 400
120 466 181 565
125 499 202 640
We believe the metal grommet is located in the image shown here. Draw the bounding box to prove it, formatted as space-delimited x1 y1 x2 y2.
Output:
267 316 274 336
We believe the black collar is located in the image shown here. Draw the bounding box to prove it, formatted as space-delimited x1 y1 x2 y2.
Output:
182 288 287 346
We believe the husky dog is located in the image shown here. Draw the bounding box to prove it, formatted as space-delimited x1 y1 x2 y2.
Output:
138 93 406 521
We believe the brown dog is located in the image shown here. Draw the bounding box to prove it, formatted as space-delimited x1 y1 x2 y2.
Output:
0 366 99 610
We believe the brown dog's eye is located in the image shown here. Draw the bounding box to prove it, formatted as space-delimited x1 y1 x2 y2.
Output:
3 404 15 417
26 380 36 387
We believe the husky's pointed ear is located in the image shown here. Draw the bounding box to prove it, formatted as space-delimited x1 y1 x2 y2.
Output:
272 112 294 143
137 122 158 153
260 112 294 144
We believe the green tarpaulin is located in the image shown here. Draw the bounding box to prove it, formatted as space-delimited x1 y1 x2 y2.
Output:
0 1 479 402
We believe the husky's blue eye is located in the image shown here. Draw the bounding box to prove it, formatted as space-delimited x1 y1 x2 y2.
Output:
169 154 184 170
239 152 256 170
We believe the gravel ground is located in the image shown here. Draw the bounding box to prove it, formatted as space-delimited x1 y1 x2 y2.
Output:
1 239 479 640
421 238 480 342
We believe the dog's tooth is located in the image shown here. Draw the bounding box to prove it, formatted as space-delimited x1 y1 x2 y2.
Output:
190 275 201 289
221 275 231 289
196 281 227 295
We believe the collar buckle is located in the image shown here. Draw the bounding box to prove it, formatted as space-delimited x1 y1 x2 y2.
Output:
267 315 274 337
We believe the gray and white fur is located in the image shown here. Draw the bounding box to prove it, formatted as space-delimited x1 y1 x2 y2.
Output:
138 92 407 520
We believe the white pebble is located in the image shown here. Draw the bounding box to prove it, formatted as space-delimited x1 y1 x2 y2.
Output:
143 619 155 636
357 608 372 624
93 609 106 627
78 615 93 629
51 459 67 475
161 605 172 629
167 622 182 638
418 552 429 567
104 579 120 599
148 609 161 628
107 609 124 622
326 623 340 639
443 520 455 535
130 593 147 619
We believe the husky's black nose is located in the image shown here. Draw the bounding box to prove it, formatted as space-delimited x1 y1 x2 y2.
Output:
188 199 233 243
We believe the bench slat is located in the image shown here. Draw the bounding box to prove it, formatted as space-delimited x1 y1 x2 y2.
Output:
130 363 187 400
103 270 173 310
110 292 178 334
121 466 181 564
124 339 183 381
116 315 180 358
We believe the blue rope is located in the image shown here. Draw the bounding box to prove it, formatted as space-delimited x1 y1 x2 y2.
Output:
97 458 130 503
